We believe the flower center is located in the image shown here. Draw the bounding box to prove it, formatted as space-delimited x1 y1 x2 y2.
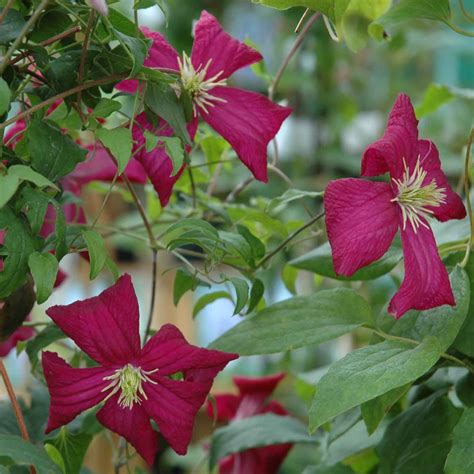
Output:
391 158 446 233
175 52 227 115
101 364 157 410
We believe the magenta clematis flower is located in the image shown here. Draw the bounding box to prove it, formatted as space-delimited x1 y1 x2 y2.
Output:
117 11 291 205
324 93 466 318
42 275 238 465
206 373 292 474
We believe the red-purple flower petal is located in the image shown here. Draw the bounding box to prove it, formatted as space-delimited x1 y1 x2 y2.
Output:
191 11 262 81
417 139 466 222
201 86 291 182
325 178 399 276
42 351 113 433
388 223 455 318
206 394 241 422
116 27 179 93
0 325 35 357
46 275 141 365
96 394 159 466
362 93 419 180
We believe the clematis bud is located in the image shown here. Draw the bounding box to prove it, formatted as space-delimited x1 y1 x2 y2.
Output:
89 0 108 16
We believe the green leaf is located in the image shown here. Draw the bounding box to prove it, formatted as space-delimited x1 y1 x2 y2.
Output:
377 393 462 474
25 325 66 369
369 0 452 39
455 373 474 407
17 187 50 234
193 291 232 319
96 127 133 175
247 278 265 314
0 207 39 298
0 9 26 44
51 201 68 261
8 165 59 190
0 78 11 116
26 120 87 182
28 252 58 304
112 29 149 78
47 428 93 474
82 230 107 280
108 7 139 36
0 434 62 473
173 268 199 306
145 82 191 145
0 174 19 209
144 130 159 152
210 288 372 355
44 443 66 473
309 337 443 432
303 465 355 474
236 225 265 260
266 189 324 214
91 98 122 118
361 384 410 434
160 136 185 176
290 241 402 281
415 83 455 118
454 254 474 356
445 408 474 474
230 278 249 315
209 413 317 469
378 266 470 353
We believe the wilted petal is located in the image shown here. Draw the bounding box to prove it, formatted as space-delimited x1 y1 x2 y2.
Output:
362 93 419 179
96 395 159 466
46 275 141 365
325 179 399 276
389 223 455 318
202 87 291 182
42 351 112 433
191 11 262 80
418 139 466 222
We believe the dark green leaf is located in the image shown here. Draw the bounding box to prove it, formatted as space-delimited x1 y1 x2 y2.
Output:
210 288 372 355
0 174 18 209
108 7 139 36
29 11 72 43
455 373 474 407
0 9 26 44
26 120 87 182
82 230 107 280
18 187 50 234
160 136 185 175
220 232 254 267
0 78 11 116
145 82 191 145
96 127 132 175
91 99 122 118
26 325 65 369
51 201 68 261
193 291 232 319
309 337 443 432
237 225 265 260
445 408 474 474
247 278 265 314
377 393 462 474
290 242 402 281
209 413 317 469
112 29 149 78
28 252 58 304
454 254 474 356
303 465 355 474
173 268 197 306
47 428 93 474
230 278 249 315
0 434 62 473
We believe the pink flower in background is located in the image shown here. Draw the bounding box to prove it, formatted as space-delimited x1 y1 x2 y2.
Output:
0 326 35 357
118 10 292 205
324 93 466 318
206 373 292 474
89 0 108 16
42 275 238 465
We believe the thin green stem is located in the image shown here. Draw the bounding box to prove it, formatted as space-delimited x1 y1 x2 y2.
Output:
458 0 474 22
446 20 474 37
461 128 474 268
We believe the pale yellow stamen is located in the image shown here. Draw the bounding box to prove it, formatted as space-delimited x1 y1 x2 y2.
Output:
101 364 158 410
391 157 446 233
174 52 227 116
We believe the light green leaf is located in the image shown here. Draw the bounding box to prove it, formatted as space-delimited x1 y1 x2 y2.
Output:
266 189 324 214
377 393 462 474
210 288 372 355
303 465 354 474
230 277 249 315
0 434 62 473
209 413 317 469
0 174 19 209
144 130 159 152
44 443 66 473
26 120 87 182
290 241 402 281
0 77 11 116
82 230 107 280
91 98 122 118
415 83 454 118
309 337 443 432
247 278 265 314
160 136 185 176
96 127 133 175
8 165 59 190
445 408 474 474
25 325 66 369
193 291 232 319
28 252 58 304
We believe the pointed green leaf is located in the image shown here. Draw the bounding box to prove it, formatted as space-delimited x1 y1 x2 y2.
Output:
96 127 133 175
160 136 185 176
230 278 249 315
82 230 107 280
193 291 232 319
28 252 58 304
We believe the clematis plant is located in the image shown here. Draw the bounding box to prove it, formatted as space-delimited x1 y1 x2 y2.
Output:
207 373 292 473
118 10 292 206
324 94 466 318
42 275 238 465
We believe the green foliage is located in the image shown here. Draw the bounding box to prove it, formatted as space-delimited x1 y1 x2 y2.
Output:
445 408 474 474
209 413 317 469
210 288 372 354
26 325 66 369
0 9 25 44
0 78 10 116
82 230 108 280
454 253 474 356
96 127 133 175
28 252 58 304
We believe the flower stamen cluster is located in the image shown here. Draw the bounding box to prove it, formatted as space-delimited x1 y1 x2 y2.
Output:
101 364 158 409
176 52 227 115
391 158 446 233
